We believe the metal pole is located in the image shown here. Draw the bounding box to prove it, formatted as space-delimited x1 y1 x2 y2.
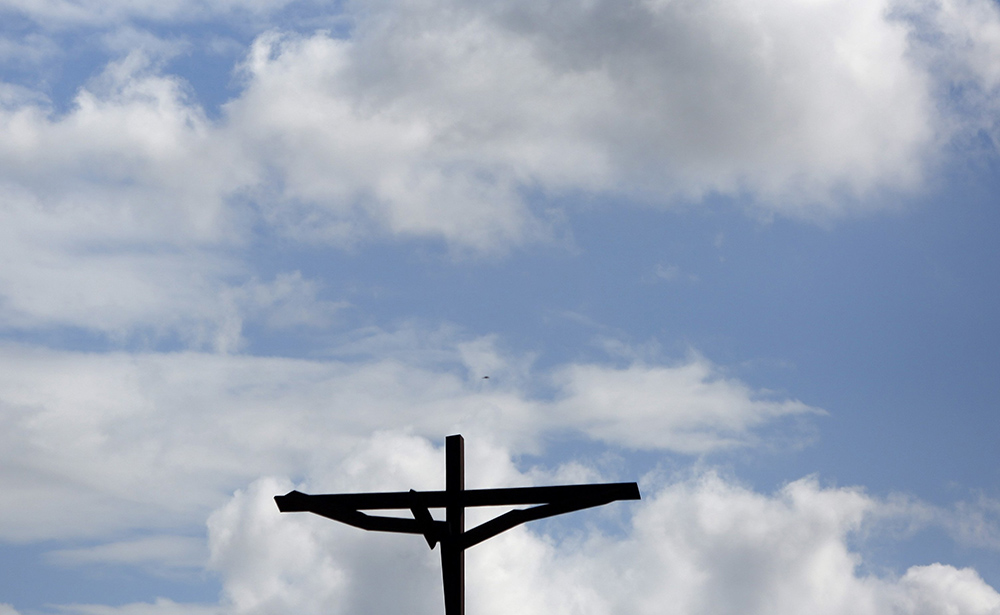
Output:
442 434 465 615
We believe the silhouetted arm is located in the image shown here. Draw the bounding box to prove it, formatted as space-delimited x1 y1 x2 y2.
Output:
275 490 448 538
462 489 630 548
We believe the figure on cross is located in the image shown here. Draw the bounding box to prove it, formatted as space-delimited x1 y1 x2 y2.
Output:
275 434 640 615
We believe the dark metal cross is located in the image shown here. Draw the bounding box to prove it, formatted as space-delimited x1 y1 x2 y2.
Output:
274 434 640 615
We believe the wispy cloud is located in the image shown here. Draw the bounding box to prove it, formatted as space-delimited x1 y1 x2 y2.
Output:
46 536 207 571
0 329 820 541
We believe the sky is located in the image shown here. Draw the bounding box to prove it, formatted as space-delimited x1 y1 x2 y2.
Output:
1 0 1000 614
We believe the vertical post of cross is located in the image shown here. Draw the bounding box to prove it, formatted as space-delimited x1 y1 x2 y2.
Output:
442 434 465 615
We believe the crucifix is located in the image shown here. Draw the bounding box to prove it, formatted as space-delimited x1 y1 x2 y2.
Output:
275 434 640 615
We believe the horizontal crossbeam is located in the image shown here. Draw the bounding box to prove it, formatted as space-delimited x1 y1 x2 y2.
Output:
275 482 640 512
273 435 641 615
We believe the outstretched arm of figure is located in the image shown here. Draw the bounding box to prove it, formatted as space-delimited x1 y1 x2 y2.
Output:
275 490 447 543
461 489 631 549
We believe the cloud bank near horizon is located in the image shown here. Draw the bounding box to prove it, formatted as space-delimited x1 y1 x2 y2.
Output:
12 468 1000 615
2 333 998 615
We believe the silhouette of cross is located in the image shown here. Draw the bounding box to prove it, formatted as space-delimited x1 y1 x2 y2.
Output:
275 434 640 615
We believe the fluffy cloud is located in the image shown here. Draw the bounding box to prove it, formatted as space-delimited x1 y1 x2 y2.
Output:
7 424 999 615
222 0 1000 246
0 53 343 347
0 0 997 348
227 0 934 248
0 51 253 344
199 468 1000 615
3 0 1000 262
0 53 243 237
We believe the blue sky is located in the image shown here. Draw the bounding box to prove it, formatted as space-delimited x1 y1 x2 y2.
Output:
2 1 1000 614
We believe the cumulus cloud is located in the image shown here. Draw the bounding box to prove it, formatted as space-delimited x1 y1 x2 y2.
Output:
56 472 1000 615
0 0 997 348
0 50 256 345
196 468 1000 615
226 0 935 249
0 51 346 347
221 0 1000 246
206 475 444 615
0 52 244 237
7 421 999 615
2 0 999 264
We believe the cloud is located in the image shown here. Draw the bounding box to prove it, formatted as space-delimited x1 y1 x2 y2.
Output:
221 0 978 247
0 52 244 232
0 0 995 351
549 356 819 452
197 469 1000 615
897 0 1000 132
46 536 208 571
11 428 1000 615
0 50 257 345
896 564 1000 615
206 475 443 615
0 332 818 542
52 599 219 615
3 0 999 260
0 51 346 347
0 0 296 26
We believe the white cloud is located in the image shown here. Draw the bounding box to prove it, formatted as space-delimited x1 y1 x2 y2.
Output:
46 536 208 570
0 0 997 335
206 474 443 615
0 54 343 347
0 0 997 266
221 0 949 250
895 0 1000 148
11 429 999 615
1 3 998 614
897 564 1000 615
52 599 220 615
0 333 818 542
0 52 245 237
550 356 820 452
0 50 258 345
196 470 1000 615
0 0 296 26
0 33 60 68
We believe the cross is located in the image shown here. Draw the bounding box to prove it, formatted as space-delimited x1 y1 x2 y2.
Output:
275 434 641 615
